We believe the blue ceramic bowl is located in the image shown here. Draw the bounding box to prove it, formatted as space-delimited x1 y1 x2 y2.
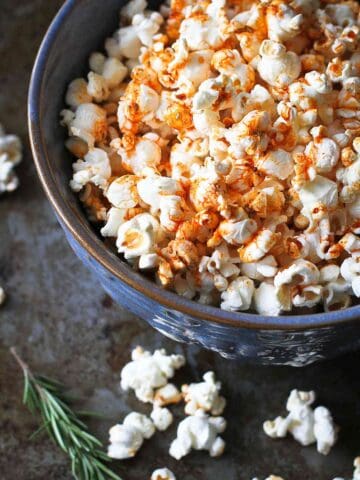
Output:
28 0 360 366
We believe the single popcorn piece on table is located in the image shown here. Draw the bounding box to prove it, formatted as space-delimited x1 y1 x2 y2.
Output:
182 371 226 416
107 412 155 459
120 346 185 403
169 409 226 460
0 124 22 194
263 389 338 455
333 457 360 480
151 468 177 480
151 406 174 431
61 0 360 315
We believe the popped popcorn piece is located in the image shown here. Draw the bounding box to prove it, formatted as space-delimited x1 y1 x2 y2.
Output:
70 148 111 192
298 176 338 216
220 276 255 312
254 282 283 316
106 175 140 208
257 40 301 88
100 207 126 237
120 346 185 403
107 412 155 459
238 229 279 264
68 103 108 147
154 383 183 407
218 218 258 246
137 175 186 231
182 371 226 416
0 124 22 194
179 0 230 51
65 78 93 109
256 149 293 180
263 389 338 455
305 127 340 173
112 135 161 175
169 410 226 460
241 256 278 281
151 406 174 431
266 2 303 42
151 468 177 480
274 259 320 310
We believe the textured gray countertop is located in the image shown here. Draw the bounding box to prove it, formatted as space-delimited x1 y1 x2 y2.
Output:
0 1 359 479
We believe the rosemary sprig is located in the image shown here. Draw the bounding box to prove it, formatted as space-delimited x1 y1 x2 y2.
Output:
10 348 122 480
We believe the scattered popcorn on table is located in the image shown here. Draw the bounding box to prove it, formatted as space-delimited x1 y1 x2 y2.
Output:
333 457 360 480
61 0 360 314
182 371 226 416
151 406 174 431
120 346 185 403
107 411 155 459
151 468 177 480
0 124 22 194
263 389 338 455
169 409 226 460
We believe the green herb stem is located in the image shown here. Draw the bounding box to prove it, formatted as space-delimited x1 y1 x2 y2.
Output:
10 347 122 480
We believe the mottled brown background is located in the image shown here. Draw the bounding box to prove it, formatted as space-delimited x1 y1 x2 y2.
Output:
0 1 359 479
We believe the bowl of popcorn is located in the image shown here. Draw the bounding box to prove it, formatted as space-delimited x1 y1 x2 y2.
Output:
29 0 360 365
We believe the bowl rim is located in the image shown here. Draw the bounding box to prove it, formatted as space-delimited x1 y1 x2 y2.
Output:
28 0 360 331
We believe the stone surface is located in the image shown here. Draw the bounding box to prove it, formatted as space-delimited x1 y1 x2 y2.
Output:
0 1 359 480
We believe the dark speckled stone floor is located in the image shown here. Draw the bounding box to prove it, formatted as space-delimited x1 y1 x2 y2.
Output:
0 1 359 479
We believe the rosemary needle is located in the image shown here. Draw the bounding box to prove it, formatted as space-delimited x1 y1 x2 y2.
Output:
10 347 122 480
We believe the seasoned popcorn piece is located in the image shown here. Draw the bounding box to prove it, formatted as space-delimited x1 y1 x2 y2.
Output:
238 229 279 264
120 346 185 403
65 78 93 109
182 371 226 416
169 410 226 460
106 175 140 209
112 134 162 175
137 175 186 232
266 2 303 42
116 213 163 260
256 40 301 88
151 468 177 480
256 149 294 180
263 389 338 455
179 0 230 51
